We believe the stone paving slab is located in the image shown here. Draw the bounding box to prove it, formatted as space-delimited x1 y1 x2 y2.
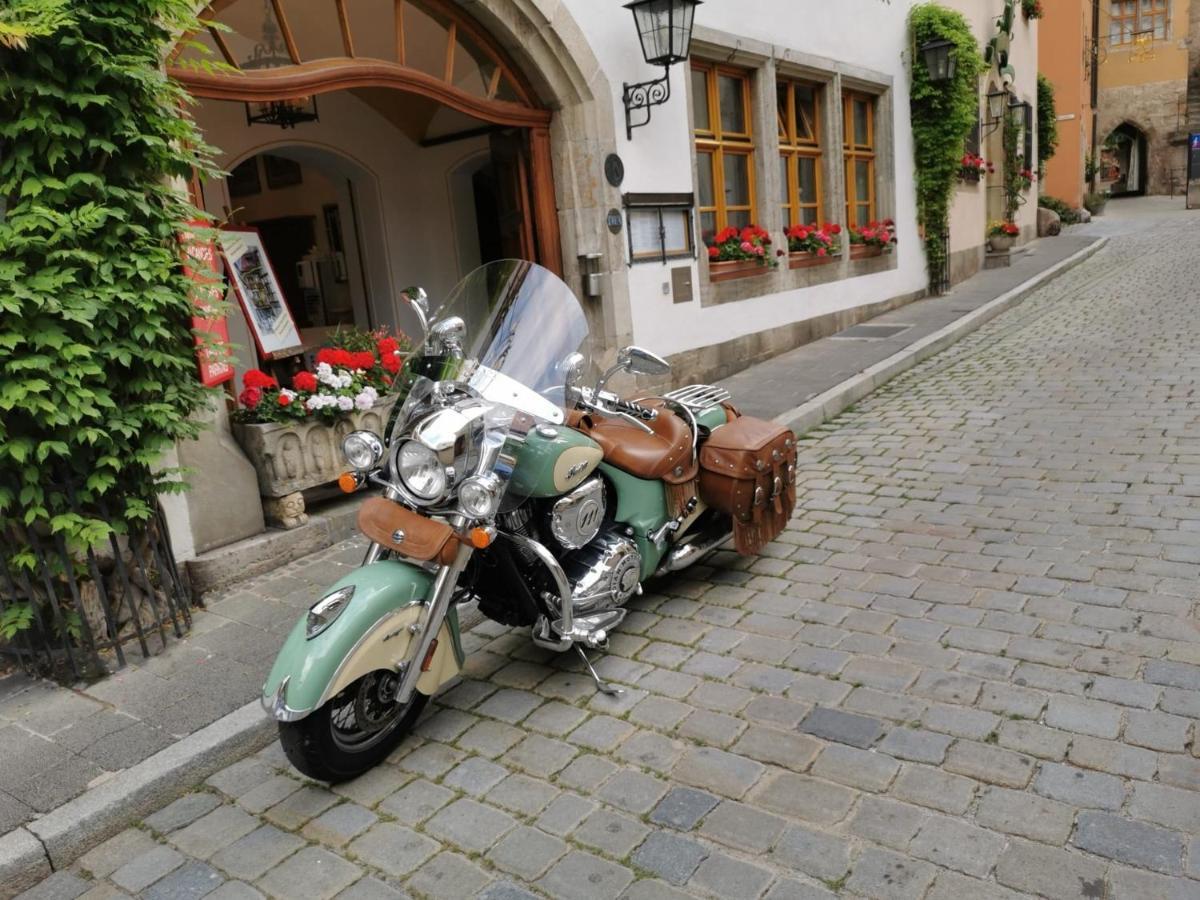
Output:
16 197 1200 898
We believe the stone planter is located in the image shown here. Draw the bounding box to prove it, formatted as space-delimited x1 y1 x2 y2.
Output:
987 234 1016 252
850 244 883 259
709 258 770 283
233 396 397 528
788 252 838 270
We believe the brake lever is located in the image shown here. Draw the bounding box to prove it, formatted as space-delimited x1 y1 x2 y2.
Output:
577 393 654 435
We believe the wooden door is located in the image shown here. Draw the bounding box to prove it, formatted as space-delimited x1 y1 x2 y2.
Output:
489 129 536 262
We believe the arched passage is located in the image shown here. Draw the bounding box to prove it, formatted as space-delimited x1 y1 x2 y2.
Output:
1101 122 1149 196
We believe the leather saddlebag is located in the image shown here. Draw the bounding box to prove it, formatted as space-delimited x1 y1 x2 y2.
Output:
698 415 797 555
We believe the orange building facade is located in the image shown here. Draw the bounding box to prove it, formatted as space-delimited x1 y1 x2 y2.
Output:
1039 0 1096 207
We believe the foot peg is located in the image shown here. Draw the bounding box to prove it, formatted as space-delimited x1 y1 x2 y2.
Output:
574 644 623 696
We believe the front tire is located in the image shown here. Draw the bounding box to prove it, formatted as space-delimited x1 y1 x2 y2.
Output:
278 671 428 783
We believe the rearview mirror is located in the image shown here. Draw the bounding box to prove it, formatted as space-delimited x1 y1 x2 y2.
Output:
401 286 429 338
620 345 671 377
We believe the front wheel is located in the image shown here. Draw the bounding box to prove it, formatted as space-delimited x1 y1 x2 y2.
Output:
278 670 428 783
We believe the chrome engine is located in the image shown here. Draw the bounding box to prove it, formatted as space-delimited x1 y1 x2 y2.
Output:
548 477 605 549
563 529 642 615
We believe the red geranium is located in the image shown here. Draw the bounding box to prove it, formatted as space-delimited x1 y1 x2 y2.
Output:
238 387 262 409
707 245 719 259
293 371 318 392
278 393 292 407
382 353 402 374
242 369 277 390
316 348 354 368
377 337 399 357
350 351 376 370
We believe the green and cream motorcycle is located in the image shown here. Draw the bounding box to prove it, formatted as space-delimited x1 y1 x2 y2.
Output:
263 259 797 781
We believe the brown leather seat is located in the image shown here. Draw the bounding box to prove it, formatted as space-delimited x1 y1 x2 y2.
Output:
570 402 696 482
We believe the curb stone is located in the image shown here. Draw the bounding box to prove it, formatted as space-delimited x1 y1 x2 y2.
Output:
773 237 1109 434
1 701 273 897
0 827 51 899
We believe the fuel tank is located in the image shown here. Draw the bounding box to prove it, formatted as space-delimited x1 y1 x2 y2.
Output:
507 424 603 498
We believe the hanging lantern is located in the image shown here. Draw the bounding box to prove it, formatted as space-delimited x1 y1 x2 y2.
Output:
920 38 957 83
986 90 1008 124
625 0 702 67
242 0 317 129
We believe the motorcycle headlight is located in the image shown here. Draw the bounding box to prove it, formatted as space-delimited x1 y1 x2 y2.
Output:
396 440 448 501
306 586 354 640
342 431 384 471
459 474 503 518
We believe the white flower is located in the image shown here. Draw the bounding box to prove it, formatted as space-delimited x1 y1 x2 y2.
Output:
337 373 354 389
354 391 375 411
337 396 354 412
279 388 297 402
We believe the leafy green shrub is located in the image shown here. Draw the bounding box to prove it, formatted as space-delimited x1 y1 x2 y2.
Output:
1084 191 1109 215
1036 73 1058 175
1039 196 1081 225
909 4 987 288
1 1 216 555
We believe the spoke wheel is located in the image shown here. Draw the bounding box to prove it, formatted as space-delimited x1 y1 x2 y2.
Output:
279 671 427 783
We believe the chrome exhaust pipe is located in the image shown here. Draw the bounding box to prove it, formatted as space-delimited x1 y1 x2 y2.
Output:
656 526 732 575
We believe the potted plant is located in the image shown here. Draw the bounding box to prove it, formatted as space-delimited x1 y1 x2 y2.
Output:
1084 190 1109 216
987 220 1020 252
1021 0 1044 19
231 328 407 527
706 225 777 282
849 220 897 259
785 222 841 268
958 153 992 183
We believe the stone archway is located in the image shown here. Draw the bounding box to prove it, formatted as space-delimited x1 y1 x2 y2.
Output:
176 0 630 357
1100 120 1150 196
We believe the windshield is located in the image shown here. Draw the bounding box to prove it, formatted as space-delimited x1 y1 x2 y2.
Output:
404 260 590 422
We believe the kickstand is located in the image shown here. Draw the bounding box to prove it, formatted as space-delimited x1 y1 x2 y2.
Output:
574 644 623 696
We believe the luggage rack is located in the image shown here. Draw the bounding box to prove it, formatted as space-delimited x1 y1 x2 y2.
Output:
663 384 732 412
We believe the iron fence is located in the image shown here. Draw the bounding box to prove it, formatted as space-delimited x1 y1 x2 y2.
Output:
0 489 193 681
929 228 951 296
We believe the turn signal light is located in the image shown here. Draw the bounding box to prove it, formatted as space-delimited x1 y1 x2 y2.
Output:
469 527 494 549
421 638 439 672
337 472 358 493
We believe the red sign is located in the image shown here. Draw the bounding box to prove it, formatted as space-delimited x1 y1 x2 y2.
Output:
182 222 234 388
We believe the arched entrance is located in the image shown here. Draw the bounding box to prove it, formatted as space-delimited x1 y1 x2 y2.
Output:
1101 122 1149 196
170 0 584 363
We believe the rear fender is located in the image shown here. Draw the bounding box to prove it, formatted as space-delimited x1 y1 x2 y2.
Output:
262 560 464 721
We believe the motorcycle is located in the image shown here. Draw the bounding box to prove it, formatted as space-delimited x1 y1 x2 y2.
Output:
262 260 798 781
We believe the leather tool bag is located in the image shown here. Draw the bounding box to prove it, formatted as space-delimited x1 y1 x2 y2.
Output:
698 415 797 555
358 497 459 564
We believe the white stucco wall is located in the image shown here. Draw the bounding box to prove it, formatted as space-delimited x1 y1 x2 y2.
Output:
946 0 1039 256
562 0 927 359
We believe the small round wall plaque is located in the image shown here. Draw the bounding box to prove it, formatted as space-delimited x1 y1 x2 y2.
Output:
604 153 625 188
606 208 623 234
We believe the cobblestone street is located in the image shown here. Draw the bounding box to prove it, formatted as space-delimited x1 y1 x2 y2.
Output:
24 204 1200 899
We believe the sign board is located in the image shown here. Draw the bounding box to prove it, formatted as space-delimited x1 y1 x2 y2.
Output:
1188 133 1200 210
218 226 303 360
181 222 234 387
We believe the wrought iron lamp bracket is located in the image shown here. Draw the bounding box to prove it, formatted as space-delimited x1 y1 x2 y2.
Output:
624 67 672 140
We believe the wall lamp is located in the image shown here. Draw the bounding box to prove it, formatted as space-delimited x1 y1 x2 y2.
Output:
622 0 701 140
919 38 957 83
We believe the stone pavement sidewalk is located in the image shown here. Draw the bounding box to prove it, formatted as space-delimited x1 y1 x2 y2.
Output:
0 226 1100 848
13 197 1200 899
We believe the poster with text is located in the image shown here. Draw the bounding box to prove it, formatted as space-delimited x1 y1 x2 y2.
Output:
181 221 234 387
218 226 302 360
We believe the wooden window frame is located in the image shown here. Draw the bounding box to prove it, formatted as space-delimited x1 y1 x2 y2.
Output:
1109 0 1169 45
693 61 757 239
778 77 823 227
842 90 877 228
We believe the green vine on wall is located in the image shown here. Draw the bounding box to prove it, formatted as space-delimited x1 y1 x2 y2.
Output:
0 2 219 557
1002 111 1025 221
1036 73 1058 177
909 4 987 286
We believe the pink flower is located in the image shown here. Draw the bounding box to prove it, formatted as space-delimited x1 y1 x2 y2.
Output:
740 241 753 253
817 248 827 257
754 245 764 256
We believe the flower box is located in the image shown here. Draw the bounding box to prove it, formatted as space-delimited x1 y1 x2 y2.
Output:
709 258 770 282
788 252 838 270
850 244 883 259
233 396 397 528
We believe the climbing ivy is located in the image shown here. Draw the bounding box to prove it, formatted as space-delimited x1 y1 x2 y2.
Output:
908 4 987 286
0 2 219 557
1036 73 1058 176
